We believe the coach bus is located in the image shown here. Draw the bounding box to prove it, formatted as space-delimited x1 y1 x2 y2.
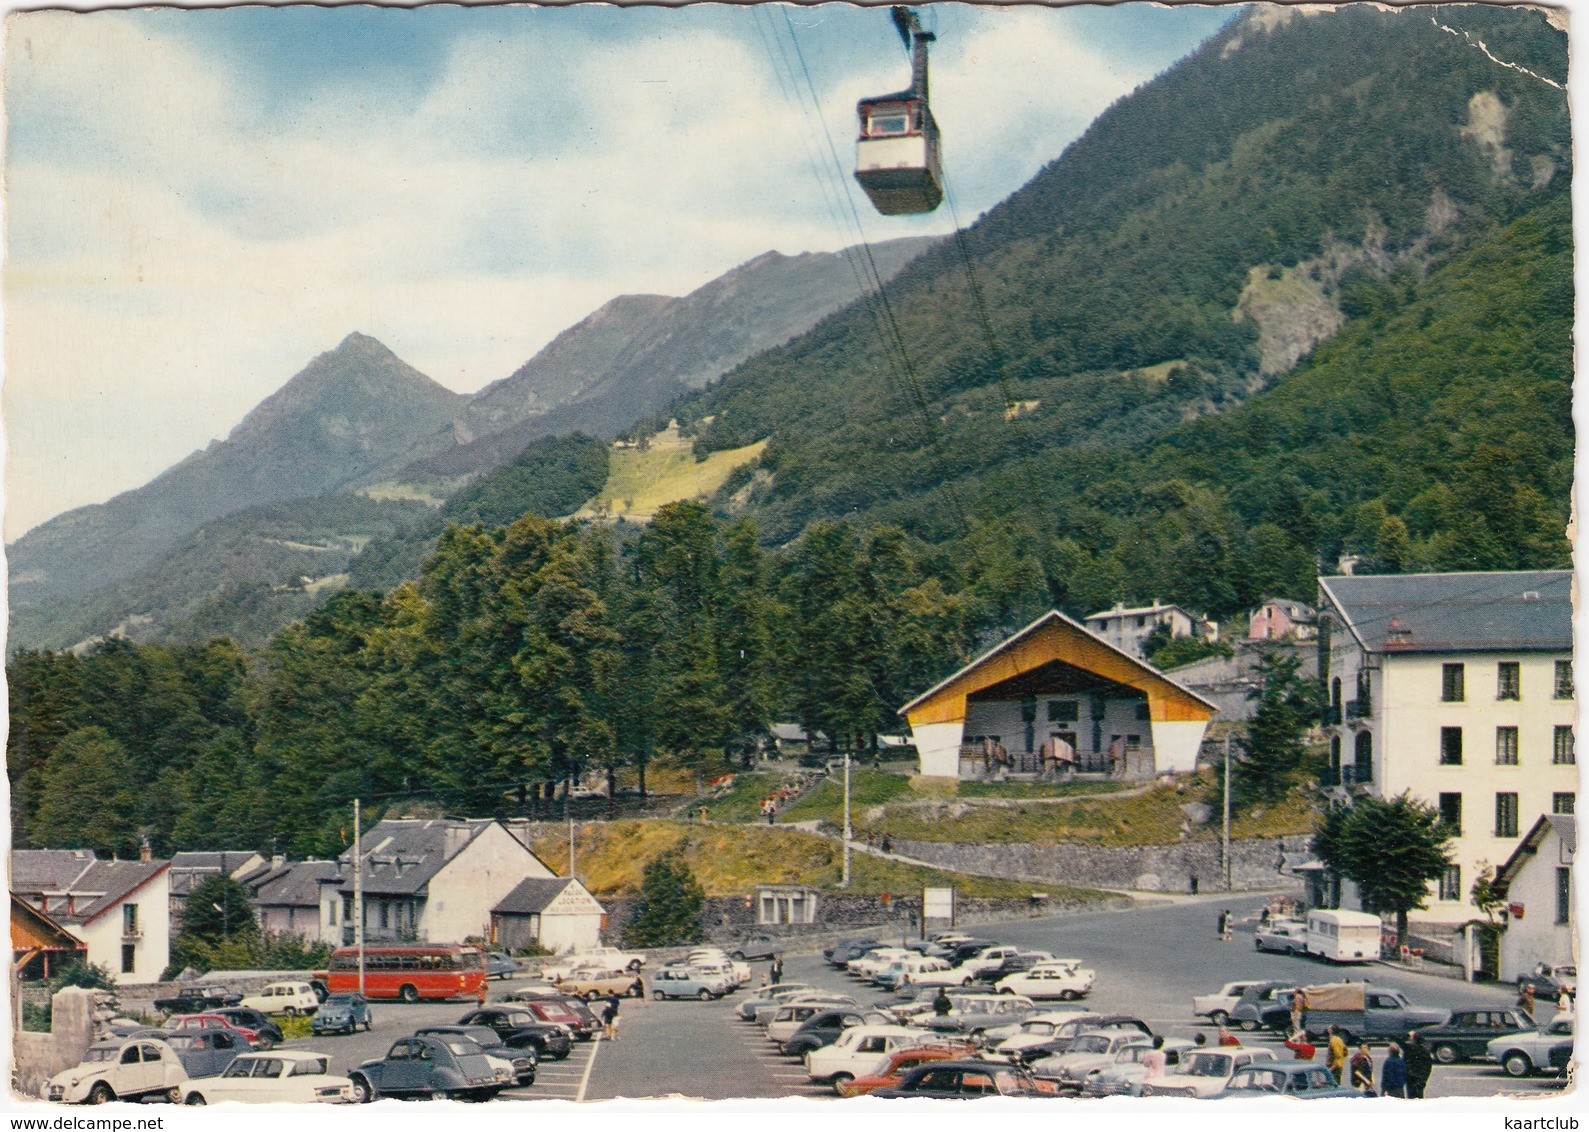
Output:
317 943 487 1002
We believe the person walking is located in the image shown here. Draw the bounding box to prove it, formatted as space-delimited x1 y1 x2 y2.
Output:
601 993 621 1041
1556 987 1573 1016
1349 1043 1375 1094
1216 909 1229 940
1290 987 1308 1035
1404 1030 1433 1099
1325 1025 1348 1084
769 954 784 985
1518 984 1536 1017
1380 1043 1408 1098
933 987 953 1018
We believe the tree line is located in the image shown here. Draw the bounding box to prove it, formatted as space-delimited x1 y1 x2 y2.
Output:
8 503 993 860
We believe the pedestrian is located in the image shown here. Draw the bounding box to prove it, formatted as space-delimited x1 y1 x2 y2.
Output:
1140 1035 1168 1080
476 981 488 1007
1557 987 1573 1016
1380 1043 1408 1098
1517 984 1536 1016
601 993 621 1041
766 804 775 826
933 987 953 1017
1290 987 1308 1034
1349 1043 1375 1094
1404 1030 1433 1099
881 835 893 854
1283 1030 1316 1060
1217 1026 1242 1048
769 954 784 984
1189 874 1199 896
1216 909 1229 940
1325 1025 1348 1084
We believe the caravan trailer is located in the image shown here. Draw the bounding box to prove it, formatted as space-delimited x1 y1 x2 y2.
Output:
1305 910 1382 962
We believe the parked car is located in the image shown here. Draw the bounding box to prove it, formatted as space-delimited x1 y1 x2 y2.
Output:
803 1025 928 1092
208 1007 284 1049
1253 920 1309 955
972 952 1053 985
310 993 373 1036
1191 980 1280 1026
825 938 884 968
870 1059 1060 1098
415 1025 537 1087
651 965 734 1001
1080 1037 1199 1097
557 968 645 1000
181 1051 355 1105
921 993 1036 1037
44 1038 188 1104
960 946 1049 980
485 952 521 980
1030 1029 1149 1089
1229 982 1298 1032
516 997 599 1041
875 957 953 992
1212 1061 1365 1098
1517 964 1578 999
157 1029 248 1079
847 947 916 980
348 1034 503 1103
1139 1047 1280 1098
781 1009 877 1057
239 980 321 1016
994 960 1095 1001
1418 1008 1535 1063
736 984 816 1020
153 985 241 1015
166 1014 262 1048
767 1002 850 1044
835 1043 978 1097
457 1006 576 1058
996 1012 1148 1061
541 946 645 979
726 934 784 961
1487 1014 1576 1077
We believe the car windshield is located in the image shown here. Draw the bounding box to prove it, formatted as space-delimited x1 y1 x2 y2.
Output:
1234 1070 1287 1092
1021 1021 1056 1036
1071 1036 1111 1054
1181 1053 1231 1077
324 995 359 1007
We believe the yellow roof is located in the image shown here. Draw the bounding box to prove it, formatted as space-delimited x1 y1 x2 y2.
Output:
900 610 1220 727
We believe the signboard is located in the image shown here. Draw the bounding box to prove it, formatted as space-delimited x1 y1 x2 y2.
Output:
922 886 955 925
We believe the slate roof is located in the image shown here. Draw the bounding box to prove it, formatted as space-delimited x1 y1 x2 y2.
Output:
251 860 342 909
492 877 578 916
332 819 497 897
169 852 269 898
1319 571 1571 655
11 851 170 925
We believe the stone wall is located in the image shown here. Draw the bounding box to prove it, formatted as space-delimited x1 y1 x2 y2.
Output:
890 835 1312 894
12 988 96 1101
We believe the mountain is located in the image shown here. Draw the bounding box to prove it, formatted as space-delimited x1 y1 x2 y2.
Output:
8 333 464 614
377 237 937 485
662 2 1569 583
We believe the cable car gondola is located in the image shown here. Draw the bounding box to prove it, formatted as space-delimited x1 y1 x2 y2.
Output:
854 6 943 216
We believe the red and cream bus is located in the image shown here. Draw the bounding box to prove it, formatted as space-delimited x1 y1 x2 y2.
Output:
317 944 487 1003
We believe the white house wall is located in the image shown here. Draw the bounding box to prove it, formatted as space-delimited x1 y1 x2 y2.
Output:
1497 827 1575 981
420 825 555 944
1149 720 1208 774
1330 643 1576 925
535 884 606 952
912 721 965 778
76 873 171 985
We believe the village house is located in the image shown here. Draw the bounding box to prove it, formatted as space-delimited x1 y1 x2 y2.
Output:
902 610 1219 780
319 818 579 947
1084 600 1218 660
248 859 341 938
1316 570 1576 925
490 877 605 953
1247 598 1317 641
10 849 171 983
167 851 268 933
1493 814 1575 984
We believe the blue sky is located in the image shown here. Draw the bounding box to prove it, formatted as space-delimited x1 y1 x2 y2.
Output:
3 2 1234 539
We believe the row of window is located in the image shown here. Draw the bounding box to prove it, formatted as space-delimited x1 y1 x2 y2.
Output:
1437 725 1575 766
1441 660 1573 703
1438 862 1572 925
1437 790 1575 839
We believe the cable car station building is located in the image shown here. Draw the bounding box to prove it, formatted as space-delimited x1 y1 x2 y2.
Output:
901 611 1219 780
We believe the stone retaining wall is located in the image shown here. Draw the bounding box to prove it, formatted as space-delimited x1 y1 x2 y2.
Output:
890 834 1312 894
12 988 96 1101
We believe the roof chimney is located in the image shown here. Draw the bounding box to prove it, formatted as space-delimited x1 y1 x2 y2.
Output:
139 839 152 863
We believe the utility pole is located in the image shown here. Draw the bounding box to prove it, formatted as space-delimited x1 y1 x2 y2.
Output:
1223 734 1233 891
841 747 853 888
353 799 365 997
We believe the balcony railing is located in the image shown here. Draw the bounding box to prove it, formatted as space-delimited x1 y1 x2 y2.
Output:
1345 699 1372 720
1323 762 1374 787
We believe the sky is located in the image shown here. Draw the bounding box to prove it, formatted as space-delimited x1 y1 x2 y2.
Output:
1 2 1238 541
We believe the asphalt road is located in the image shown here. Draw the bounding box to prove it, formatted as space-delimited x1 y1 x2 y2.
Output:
283 892 1571 1101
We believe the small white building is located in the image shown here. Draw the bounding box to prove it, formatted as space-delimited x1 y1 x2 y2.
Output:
490 877 605 953
1084 600 1218 660
1494 814 1575 983
319 819 564 946
11 850 171 984
1317 570 1576 925
248 860 340 938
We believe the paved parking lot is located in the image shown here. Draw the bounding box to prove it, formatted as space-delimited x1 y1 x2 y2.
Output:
282 892 1571 1101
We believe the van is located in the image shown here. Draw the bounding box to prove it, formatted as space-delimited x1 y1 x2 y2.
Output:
1305 909 1381 962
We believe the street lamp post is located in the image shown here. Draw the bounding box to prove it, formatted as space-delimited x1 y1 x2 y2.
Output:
841 748 853 888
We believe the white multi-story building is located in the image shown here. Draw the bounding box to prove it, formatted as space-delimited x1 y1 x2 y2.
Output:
1317 570 1575 926
10 849 171 983
1083 601 1218 660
